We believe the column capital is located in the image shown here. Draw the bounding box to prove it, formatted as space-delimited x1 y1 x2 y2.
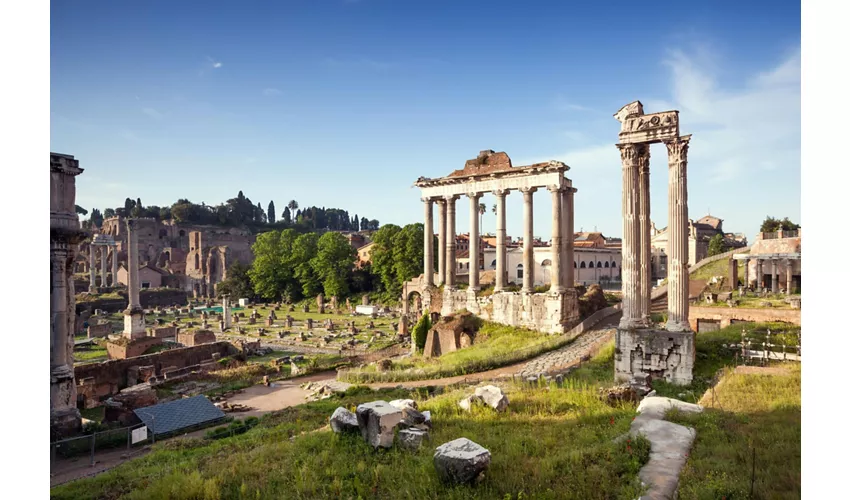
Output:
616 143 644 163
442 194 460 202
466 191 483 200
493 189 509 198
547 185 565 194
638 145 651 172
664 136 691 163
421 196 435 204
519 187 538 195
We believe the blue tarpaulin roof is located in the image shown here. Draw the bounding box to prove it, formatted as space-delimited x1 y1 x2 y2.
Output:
134 395 226 436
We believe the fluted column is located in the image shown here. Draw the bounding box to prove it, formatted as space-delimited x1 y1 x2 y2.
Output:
743 258 750 288
638 147 651 325
467 193 482 291
437 200 446 286
100 246 108 289
521 188 536 292
123 218 146 339
88 244 96 292
771 260 779 293
785 259 794 294
665 136 691 332
111 245 118 287
548 186 564 294
617 143 643 329
494 189 508 292
563 187 576 288
423 198 434 287
756 259 764 292
445 195 458 289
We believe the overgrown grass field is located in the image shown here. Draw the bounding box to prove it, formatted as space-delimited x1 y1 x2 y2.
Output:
52 382 650 500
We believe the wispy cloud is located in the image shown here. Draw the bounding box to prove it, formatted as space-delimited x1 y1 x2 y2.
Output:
262 88 281 96
207 56 223 69
322 57 391 71
141 107 163 119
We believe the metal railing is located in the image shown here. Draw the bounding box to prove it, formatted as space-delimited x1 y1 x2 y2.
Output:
50 423 149 472
732 327 801 364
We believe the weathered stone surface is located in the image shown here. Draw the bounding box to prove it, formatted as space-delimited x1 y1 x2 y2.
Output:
330 407 359 434
398 428 429 450
636 396 703 419
458 395 483 411
355 401 403 449
474 385 509 412
389 399 417 411
433 438 491 485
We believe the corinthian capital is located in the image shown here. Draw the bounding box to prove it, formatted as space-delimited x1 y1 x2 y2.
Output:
617 143 641 164
638 145 651 173
665 136 691 163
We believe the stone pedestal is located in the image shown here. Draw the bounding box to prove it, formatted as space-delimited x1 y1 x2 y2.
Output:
614 328 695 386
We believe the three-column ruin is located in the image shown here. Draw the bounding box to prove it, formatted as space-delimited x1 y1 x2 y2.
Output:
409 151 579 334
613 101 695 386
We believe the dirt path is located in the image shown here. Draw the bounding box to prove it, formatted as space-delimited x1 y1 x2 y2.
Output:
225 370 338 417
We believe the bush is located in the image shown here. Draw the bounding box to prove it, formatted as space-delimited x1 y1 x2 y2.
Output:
205 416 260 440
411 310 431 352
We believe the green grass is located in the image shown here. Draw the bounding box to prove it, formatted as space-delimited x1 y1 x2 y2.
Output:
667 364 800 499
73 342 109 364
695 293 798 309
339 321 570 383
80 406 106 423
52 384 651 500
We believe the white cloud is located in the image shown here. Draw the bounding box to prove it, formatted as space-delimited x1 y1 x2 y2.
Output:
262 88 281 96
206 56 223 69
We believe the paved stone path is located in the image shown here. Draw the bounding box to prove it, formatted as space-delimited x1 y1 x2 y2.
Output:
516 327 615 378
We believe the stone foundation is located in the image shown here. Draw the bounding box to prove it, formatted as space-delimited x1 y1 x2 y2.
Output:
149 326 178 339
177 330 217 347
614 328 695 385
87 321 112 338
106 337 163 360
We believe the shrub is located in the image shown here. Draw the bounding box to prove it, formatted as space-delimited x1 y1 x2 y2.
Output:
411 310 431 352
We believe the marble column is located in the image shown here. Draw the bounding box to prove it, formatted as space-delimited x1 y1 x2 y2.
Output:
756 259 764 292
100 246 108 289
548 186 564 294
785 259 794 294
729 257 739 289
638 147 652 325
467 193 482 291
88 245 96 292
617 143 643 329
423 198 434 287
494 189 508 292
445 195 458 289
123 219 146 339
563 188 576 289
111 246 118 287
743 258 750 288
223 296 232 328
437 200 446 286
665 137 691 332
521 187 536 293
771 260 779 293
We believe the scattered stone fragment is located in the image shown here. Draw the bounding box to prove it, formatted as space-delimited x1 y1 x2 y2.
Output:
355 401 403 449
458 395 483 411
389 399 418 411
433 438 491 485
329 407 359 434
398 428 429 450
474 385 509 412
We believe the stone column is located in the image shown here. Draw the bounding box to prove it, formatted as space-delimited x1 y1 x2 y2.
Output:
437 200 446 286
494 189 508 292
111 245 118 287
423 198 434 287
638 147 652 324
223 296 232 328
785 258 794 294
743 257 750 288
729 257 739 289
564 188 576 288
444 195 458 289
548 186 564 294
88 245 96 292
665 137 691 332
771 260 779 293
617 144 642 329
756 259 764 292
100 246 108 289
521 187 536 293
123 219 146 339
467 193 482 291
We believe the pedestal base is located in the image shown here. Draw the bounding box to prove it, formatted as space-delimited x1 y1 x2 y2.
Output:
123 309 147 340
614 327 695 386
106 336 162 359
51 407 82 439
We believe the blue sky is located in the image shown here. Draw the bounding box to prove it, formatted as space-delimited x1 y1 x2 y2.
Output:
50 0 800 241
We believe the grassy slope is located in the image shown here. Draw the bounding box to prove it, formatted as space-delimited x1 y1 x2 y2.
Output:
52 381 651 500
668 364 801 499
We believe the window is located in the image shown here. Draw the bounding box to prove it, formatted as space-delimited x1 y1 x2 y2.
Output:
597 261 602 268
491 259 497 267
517 264 523 280
179 230 186 237
611 261 616 268
580 261 586 268
141 282 151 289
589 261 594 268
604 261 609 268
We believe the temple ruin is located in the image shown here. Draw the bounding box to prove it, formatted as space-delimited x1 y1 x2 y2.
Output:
407 150 580 334
50 153 87 437
612 101 695 385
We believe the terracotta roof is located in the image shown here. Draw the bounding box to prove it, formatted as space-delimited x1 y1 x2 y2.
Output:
456 249 470 259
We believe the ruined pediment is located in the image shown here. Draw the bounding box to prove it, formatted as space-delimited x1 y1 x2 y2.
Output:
447 150 514 178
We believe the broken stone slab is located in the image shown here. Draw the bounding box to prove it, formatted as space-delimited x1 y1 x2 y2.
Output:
631 418 697 500
329 407 360 434
474 385 509 412
433 438 491 485
458 395 483 411
636 396 704 420
355 401 403 449
389 399 418 411
398 428 429 451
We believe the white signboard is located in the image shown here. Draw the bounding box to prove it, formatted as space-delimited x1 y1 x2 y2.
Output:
239 298 249 307
355 305 379 315
131 426 148 444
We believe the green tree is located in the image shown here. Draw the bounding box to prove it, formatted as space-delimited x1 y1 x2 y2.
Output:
281 206 291 224
248 229 298 300
103 208 115 219
75 205 88 216
311 232 356 297
267 201 276 224
215 261 254 299
707 233 727 256
370 224 402 294
360 217 370 231
292 233 321 297
411 310 431 352
391 223 425 293
760 216 800 233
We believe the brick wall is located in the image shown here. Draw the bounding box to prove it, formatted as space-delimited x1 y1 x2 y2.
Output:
688 306 801 330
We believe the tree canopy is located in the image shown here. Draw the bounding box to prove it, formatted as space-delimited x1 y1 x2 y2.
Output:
760 216 800 233
707 234 727 257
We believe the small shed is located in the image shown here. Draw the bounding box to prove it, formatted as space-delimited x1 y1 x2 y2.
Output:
134 395 226 437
